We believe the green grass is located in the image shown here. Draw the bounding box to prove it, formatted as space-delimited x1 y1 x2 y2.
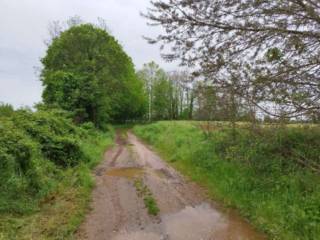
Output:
133 121 320 240
144 196 160 216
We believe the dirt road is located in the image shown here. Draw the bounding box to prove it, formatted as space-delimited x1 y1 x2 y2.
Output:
77 132 266 240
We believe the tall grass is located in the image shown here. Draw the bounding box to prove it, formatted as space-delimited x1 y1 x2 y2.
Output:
134 121 320 240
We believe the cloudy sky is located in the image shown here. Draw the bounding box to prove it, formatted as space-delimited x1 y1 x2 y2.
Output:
0 0 175 108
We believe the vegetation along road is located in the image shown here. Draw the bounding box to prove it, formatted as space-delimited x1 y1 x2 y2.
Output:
77 130 266 240
2 0 320 238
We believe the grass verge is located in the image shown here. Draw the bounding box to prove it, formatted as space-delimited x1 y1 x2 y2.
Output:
133 121 320 240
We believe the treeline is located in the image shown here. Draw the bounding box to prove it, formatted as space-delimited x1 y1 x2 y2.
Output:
138 62 263 123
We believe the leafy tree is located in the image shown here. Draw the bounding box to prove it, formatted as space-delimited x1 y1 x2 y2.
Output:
138 62 192 120
41 23 146 127
167 71 194 120
153 76 172 120
137 62 163 121
144 0 320 119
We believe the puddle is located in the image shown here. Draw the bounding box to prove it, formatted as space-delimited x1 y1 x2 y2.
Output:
161 203 266 240
106 167 144 179
111 203 266 240
161 203 222 240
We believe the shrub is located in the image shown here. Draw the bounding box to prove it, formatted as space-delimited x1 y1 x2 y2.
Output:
0 107 100 213
7 109 86 168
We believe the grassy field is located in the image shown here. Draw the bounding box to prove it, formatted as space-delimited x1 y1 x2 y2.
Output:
134 121 320 240
0 109 114 240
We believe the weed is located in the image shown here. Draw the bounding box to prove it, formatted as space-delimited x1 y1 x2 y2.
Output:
134 179 160 216
144 196 160 216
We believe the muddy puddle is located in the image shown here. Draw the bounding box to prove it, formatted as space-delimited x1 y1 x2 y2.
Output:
106 167 144 179
112 203 266 240
162 203 266 240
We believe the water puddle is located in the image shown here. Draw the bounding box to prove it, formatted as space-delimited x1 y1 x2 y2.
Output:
106 167 144 179
161 203 266 240
111 203 266 240
161 203 222 240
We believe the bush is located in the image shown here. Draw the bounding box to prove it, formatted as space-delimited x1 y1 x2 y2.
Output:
0 120 57 213
41 135 86 167
0 108 107 214
6 109 87 168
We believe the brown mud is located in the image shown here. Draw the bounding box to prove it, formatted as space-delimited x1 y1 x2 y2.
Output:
77 131 267 240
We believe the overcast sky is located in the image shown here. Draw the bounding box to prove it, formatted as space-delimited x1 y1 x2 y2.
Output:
0 0 176 108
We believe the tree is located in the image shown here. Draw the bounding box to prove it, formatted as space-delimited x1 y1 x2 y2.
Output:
137 62 193 120
137 61 163 121
167 70 194 119
153 76 172 120
194 84 218 121
41 23 146 127
144 0 320 119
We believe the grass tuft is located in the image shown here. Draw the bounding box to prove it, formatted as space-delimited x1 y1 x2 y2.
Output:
134 179 160 216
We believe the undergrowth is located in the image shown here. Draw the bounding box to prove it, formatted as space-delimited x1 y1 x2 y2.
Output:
0 106 114 239
133 121 320 240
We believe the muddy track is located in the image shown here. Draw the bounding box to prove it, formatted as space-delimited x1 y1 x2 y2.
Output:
77 132 266 240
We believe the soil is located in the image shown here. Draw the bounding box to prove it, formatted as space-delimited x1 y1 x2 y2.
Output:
77 131 267 240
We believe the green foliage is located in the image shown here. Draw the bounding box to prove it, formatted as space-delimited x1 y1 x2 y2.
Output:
41 24 146 126
0 108 112 213
0 103 14 117
137 62 187 121
266 47 283 62
0 115 58 213
0 107 114 239
144 196 160 216
8 109 85 168
152 76 173 120
134 122 320 240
